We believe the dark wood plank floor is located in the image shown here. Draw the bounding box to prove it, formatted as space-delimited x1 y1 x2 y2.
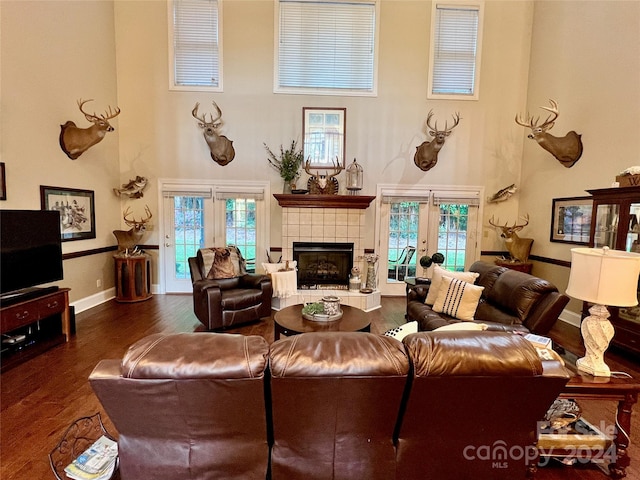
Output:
1 295 639 479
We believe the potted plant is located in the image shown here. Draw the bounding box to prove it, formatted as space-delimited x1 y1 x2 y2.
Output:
264 140 304 193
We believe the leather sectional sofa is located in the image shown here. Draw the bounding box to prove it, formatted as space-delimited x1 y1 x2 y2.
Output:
89 330 569 480
406 261 570 335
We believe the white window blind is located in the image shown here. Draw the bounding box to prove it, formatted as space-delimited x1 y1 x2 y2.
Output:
432 191 480 206
277 0 377 94
429 3 481 98
171 0 221 89
214 187 265 201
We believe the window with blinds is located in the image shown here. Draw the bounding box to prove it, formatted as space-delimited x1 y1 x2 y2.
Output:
428 2 483 100
169 0 222 91
276 0 378 95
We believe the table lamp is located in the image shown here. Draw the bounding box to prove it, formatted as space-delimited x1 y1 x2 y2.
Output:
566 246 640 377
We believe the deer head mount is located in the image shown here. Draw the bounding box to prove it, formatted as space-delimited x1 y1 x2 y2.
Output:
113 205 152 254
192 101 235 166
488 214 534 263
305 159 343 195
414 110 460 172
515 99 583 168
59 99 121 160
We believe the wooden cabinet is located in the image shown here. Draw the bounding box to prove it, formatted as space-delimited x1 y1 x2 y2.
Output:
1 288 71 372
587 186 640 355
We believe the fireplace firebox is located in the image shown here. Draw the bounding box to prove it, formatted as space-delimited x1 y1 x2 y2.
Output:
293 242 354 289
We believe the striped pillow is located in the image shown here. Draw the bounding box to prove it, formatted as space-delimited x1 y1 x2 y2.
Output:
432 275 484 321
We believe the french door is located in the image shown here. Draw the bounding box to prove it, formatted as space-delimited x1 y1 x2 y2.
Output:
160 182 268 293
377 186 482 296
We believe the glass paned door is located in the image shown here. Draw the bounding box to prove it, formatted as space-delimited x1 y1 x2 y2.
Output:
437 204 471 271
163 195 213 292
224 198 257 273
380 200 429 295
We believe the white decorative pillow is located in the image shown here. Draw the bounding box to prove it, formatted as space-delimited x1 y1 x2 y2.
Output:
432 276 484 321
383 321 418 342
262 261 297 274
433 322 488 332
424 265 479 305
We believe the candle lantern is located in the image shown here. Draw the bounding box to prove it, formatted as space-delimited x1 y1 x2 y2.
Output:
346 158 363 195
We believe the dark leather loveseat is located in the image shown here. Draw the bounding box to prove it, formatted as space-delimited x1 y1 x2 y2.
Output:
407 261 570 335
90 330 569 480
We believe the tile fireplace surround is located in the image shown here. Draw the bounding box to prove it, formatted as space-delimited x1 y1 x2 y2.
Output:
272 194 381 312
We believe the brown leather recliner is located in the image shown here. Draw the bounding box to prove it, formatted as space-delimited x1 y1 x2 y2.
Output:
396 331 570 479
269 332 410 480
188 248 272 330
89 332 271 480
407 261 570 334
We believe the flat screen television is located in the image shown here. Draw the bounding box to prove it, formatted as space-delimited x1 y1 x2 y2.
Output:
1 210 64 298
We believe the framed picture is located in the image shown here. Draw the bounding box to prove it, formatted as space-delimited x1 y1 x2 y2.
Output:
550 196 592 244
40 186 96 241
0 162 6 200
303 107 346 168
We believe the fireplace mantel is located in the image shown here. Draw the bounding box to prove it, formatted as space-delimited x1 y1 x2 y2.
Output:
273 194 375 209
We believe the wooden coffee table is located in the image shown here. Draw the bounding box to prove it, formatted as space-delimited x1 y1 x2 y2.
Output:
274 304 371 341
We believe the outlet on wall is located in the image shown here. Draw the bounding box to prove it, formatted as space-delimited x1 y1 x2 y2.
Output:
97 279 102 288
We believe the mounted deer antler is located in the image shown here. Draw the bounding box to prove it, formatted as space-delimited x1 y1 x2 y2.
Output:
515 99 583 168
59 99 121 160
305 158 343 195
414 110 460 171
192 101 235 166
488 214 534 263
113 205 153 253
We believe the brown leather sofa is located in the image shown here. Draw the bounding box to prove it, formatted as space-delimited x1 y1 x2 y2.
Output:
406 261 570 335
90 330 569 480
188 249 272 330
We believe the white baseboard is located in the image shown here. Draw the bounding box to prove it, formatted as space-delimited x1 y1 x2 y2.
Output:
71 288 116 314
558 308 581 328
71 284 161 314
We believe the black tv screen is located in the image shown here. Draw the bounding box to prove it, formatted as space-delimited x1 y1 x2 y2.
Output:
1 210 64 295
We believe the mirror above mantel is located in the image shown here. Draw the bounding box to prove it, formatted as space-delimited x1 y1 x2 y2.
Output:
303 107 346 169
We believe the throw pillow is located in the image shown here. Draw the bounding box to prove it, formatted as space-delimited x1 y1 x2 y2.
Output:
433 322 488 332
383 321 418 342
206 247 236 279
424 265 479 305
432 276 484 321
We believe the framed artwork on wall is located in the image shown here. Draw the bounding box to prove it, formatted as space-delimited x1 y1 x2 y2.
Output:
550 196 592 245
302 107 346 168
40 185 96 241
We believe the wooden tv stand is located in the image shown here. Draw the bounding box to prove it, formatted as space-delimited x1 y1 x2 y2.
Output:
0 288 71 372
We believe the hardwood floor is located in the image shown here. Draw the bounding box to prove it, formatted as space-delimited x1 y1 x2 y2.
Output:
1 294 639 479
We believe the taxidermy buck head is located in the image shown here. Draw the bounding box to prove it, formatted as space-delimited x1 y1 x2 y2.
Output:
113 206 152 253
414 110 460 172
515 99 583 168
192 101 235 166
59 99 120 160
304 159 343 195
489 214 534 263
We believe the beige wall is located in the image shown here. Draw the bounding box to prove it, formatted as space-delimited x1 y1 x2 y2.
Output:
2 0 639 310
0 0 120 302
520 0 640 318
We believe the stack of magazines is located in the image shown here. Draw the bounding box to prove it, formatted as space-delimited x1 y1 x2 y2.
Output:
64 435 118 480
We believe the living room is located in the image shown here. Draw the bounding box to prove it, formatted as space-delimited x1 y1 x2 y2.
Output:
1 0 640 478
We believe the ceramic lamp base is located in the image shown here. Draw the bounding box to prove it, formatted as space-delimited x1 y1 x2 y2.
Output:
576 304 614 377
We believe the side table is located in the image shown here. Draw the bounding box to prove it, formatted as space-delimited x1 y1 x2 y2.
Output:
114 254 152 303
495 259 533 274
534 350 640 478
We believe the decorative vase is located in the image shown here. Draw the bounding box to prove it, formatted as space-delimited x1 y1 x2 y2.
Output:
283 182 293 194
365 262 376 289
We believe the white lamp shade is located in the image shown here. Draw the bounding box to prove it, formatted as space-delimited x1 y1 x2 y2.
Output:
566 247 640 307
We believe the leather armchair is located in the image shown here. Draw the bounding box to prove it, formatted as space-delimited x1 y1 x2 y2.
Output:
188 249 272 330
89 333 271 480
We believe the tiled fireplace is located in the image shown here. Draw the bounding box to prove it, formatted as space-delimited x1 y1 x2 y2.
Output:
272 195 380 311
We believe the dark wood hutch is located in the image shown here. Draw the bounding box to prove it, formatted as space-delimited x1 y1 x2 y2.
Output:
587 185 640 356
